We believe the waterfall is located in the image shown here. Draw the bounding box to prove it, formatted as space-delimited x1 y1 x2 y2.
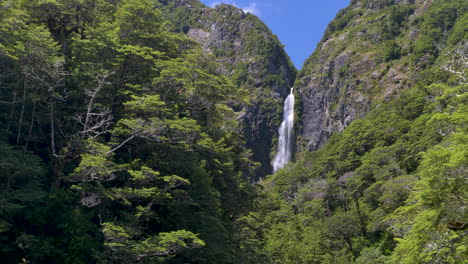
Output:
272 88 295 173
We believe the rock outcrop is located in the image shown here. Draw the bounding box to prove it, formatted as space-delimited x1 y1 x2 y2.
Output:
157 1 297 177
296 0 462 151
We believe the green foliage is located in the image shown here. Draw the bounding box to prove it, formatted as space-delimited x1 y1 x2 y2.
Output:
70 139 117 182
383 41 402 62
0 0 257 263
237 0 467 262
413 0 468 62
102 222 205 263
157 0 297 178
245 83 467 263
0 144 45 237
387 86 467 264
324 8 363 40
380 5 415 40
1 0 465 263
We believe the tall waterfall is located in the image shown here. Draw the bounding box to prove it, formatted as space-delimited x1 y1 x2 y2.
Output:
272 88 295 173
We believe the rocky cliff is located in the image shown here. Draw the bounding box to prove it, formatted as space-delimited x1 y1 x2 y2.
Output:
244 1 467 262
296 0 466 151
157 0 297 177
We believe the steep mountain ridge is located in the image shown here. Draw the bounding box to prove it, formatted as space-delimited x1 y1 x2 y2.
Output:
156 0 297 177
0 0 466 263
296 0 466 151
235 0 467 263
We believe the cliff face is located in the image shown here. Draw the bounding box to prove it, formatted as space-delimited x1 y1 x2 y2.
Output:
245 0 467 262
157 0 466 175
157 0 297 177
296 0 465 151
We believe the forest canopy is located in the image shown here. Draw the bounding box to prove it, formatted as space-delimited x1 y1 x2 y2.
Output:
0 0 466 263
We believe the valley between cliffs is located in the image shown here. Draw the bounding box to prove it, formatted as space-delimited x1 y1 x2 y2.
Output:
0 0 466 263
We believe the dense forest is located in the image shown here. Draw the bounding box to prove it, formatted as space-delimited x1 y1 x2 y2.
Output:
0 0 258 263
0 0 466 264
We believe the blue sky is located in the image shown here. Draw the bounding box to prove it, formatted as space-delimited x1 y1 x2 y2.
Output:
199 0 350 69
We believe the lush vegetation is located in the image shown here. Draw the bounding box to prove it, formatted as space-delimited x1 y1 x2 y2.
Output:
238 0 468 263
156 1 297 177
0 0 466 263
0 0 257 263
239 82 467 263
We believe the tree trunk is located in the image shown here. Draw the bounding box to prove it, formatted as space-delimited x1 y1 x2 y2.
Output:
50 102 56 155
24 101 36 153
353 195 367 237
16 79 26 144
344 236 357 258
6 92 17 132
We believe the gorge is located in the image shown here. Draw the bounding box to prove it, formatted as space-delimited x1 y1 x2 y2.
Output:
0 0 466 263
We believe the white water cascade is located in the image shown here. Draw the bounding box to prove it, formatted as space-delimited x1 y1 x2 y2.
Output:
272 88 295 173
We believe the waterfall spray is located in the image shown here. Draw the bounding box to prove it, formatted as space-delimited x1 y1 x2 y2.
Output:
272 88 295 173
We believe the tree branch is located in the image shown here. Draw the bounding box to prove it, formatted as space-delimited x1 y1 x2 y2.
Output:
106 135 135 155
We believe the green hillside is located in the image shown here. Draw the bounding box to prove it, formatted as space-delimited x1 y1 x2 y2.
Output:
0 0 466 263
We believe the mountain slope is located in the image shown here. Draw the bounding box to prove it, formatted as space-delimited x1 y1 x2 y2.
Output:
238 0 467 263
156 0 297 177
0 0 466 263
297 0 467 151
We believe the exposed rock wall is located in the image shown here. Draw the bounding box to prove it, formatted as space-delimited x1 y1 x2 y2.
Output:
296 0 451 151
157 1 297 177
